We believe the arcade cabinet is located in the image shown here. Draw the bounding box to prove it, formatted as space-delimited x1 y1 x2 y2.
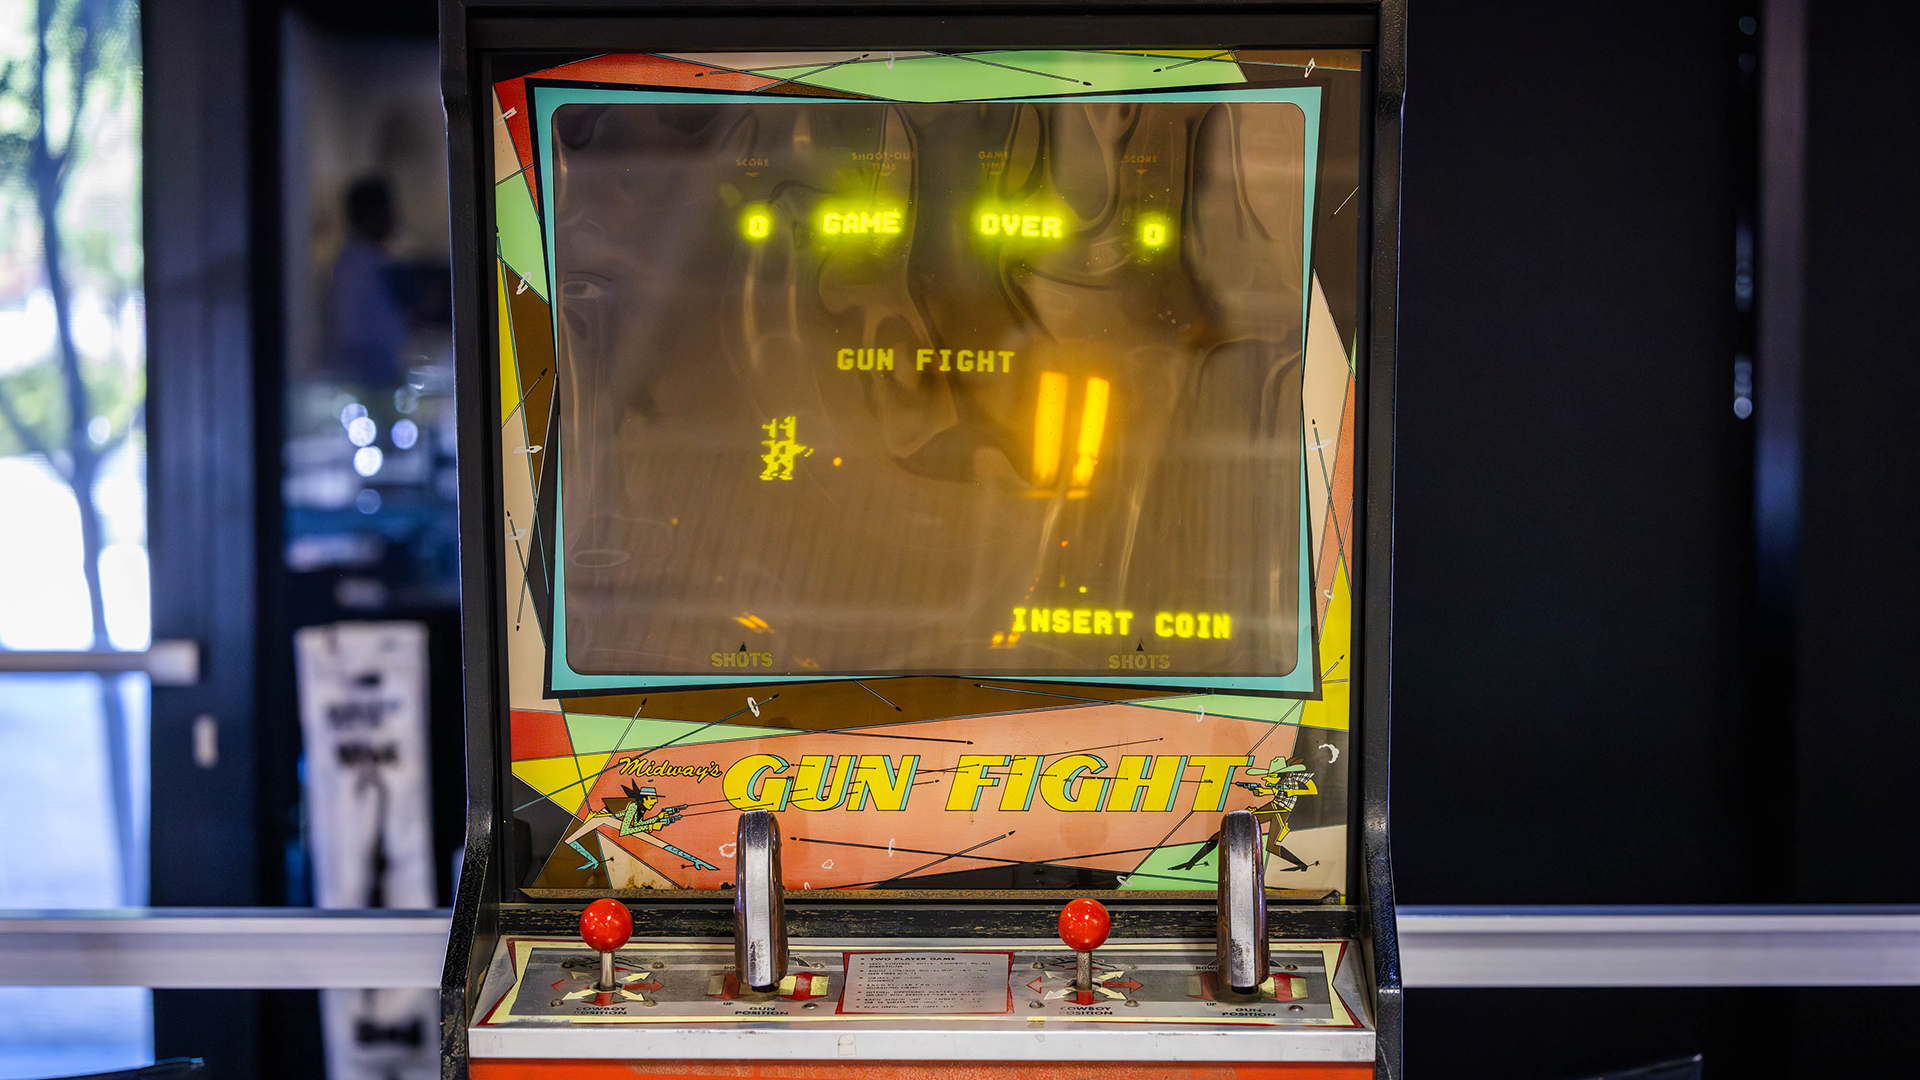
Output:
439 2 1406 1076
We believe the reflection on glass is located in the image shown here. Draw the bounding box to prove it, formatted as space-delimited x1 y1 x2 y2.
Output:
281 22 459 611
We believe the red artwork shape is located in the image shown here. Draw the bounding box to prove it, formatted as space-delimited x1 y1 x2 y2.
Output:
495 55 776 208
509 709 573 762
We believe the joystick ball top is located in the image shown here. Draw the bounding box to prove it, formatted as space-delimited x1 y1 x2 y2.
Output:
1058 898 1111 953
579 898 633 955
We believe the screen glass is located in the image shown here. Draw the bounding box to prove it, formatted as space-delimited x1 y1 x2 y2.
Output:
549 97 1314 685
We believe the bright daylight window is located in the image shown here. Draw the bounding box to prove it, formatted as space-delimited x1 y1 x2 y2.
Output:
0 0 151 1075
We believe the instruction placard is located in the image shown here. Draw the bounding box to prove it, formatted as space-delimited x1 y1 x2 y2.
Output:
838 951 1013 1014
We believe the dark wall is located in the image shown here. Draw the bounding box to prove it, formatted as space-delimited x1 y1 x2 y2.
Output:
146 0 268 1073
1794 0 1920 903
1391 0 1920 910
1394 0 1920 1076
1394 0 1756 906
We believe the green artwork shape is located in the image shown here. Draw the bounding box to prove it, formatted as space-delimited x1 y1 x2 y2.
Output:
786 50 1247 102
562 713 794 758
1121 841 1218 890
495 176 549 300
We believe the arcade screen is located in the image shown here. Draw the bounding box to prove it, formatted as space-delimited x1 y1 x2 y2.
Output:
489 49 1366 896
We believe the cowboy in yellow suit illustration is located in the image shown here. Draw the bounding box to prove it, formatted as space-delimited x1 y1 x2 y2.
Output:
1172 756 1320 873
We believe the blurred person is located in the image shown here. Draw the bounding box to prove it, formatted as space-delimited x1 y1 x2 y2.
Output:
327 177 410 386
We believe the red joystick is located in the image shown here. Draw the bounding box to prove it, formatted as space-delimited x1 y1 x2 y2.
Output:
580 898 632 991
1059 898 1110 991
1058 898 1111 953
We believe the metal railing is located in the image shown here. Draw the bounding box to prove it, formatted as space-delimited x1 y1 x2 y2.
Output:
4 906 1918 989
0 640 200 685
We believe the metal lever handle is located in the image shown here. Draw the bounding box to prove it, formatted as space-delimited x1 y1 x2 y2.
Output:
1216 808 1269 994
734 809 789 992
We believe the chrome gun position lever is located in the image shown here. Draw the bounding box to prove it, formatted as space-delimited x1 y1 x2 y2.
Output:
1216 808 1270 995
733 808 789 993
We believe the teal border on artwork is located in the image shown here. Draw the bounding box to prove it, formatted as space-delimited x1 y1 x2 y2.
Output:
528 81 1325 696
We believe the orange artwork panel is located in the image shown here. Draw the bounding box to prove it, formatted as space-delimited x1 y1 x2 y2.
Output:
554 705 1299 891
472 1061 1373 1080
1315 378 1357 624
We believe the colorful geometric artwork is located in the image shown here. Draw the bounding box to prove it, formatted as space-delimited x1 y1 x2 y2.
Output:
489 49 1368 897
730 50 1250 101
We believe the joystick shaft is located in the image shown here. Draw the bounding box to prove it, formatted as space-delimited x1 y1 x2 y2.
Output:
734 809 789 992
1216 808 1269 994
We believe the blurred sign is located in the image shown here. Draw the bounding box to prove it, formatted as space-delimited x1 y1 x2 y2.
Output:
295 621 438 1080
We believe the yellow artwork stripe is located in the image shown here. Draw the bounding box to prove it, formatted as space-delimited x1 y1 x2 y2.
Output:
1297 562 1353 732
497 259 520 424
509 752 613 817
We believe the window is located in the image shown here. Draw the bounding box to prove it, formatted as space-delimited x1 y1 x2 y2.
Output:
0 0 151 1074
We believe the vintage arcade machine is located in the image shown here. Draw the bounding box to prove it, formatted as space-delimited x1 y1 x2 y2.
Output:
440 2 1405 1076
